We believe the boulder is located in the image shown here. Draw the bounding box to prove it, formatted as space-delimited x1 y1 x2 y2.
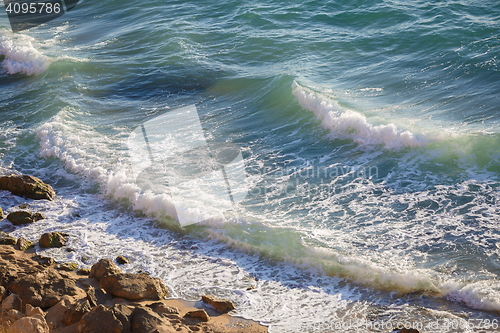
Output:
6 316 49 333
57 263 78 271
0 231 16 246
44 295 76 331
116 255 129 265
77 304 132 333
99 273 169 300
63 298 92 326
131 306 166 332
9 268 84 309
0 246 44 287
32 255 56 267
0 174 55 201
25 304 45 318
85 285 113 307
39 232 67 248
201 295 235 313
7 211 45 225
7 309 25 321
1 294 22 311
184 309 210 322
77 268 91 275
147 302 179 315
89 259 121 281
16 237 34 251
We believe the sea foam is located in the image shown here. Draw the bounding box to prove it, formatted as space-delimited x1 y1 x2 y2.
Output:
0 31 52 75
292 81 426 149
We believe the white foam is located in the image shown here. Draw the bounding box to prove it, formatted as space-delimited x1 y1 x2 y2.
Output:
292 81 426 149
0 31 52 75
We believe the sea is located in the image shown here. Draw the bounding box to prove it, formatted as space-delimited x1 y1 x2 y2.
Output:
1 0 500 332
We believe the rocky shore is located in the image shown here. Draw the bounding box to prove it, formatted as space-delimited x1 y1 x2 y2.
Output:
0 174 267 333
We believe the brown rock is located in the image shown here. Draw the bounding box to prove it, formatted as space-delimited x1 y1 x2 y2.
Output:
89 259 122 281
16 237 34 251
99 273 169 300
6 316 49 333
77 304 132 333
184 309 210 322
44 295 75 330
39 232 67 248
116 255 129 265
0 205 3 219
25 304 45 318
63 298 92 326
9 268 84 309
85 285 113 307
0 174 55 201
0 231 16 246
131 306 166 332
7 211 45 225
57 263 78 271
32 255 56 267
7 309 25 321
1 293 22 311
201 295 235 313
0 245 43 287
77 268 91 275
147 302 179 315
0 285 5 302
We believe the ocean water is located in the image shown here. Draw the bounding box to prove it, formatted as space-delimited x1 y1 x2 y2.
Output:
1 0 500 331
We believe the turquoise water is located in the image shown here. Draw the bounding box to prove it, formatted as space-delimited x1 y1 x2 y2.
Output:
1 0 500 331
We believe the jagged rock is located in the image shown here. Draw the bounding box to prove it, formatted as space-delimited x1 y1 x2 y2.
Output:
0 231 16 245
1 294 22 311
131 306 166 332
147 302 179 315
7 211 45 225
16 237 34 251
184 309 210 322
45 295 76 331
77 304 133 333
99 273 169 300
25 304 45 318
63 298 92 326
39 232 67 248
9 268 84 309
201 295 235 313
32 255 56 267
86 285 113 307
89 259 122 281
0 174 55 201
116 255 129 265
6 315 49 333
0 246 43 287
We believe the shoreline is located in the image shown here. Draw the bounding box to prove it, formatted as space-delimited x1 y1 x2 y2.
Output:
0 174 267 333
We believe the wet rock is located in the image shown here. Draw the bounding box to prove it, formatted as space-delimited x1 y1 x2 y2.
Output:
39 232 67 248
77 304 132 333
1 293 22 311
184 309 210 322
32 255 56 267
0 231 16 246
89 259 122 281
9 268 84 309
116 255 129 265
57 263 78 271
86 285 113 307
7 211 45 225
63 298 92 326
77 268 91 275
201 295 235 313
99 273 169 300
0 174 55 201
147 302 179 315
16 237 34 251
6 315 49 333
